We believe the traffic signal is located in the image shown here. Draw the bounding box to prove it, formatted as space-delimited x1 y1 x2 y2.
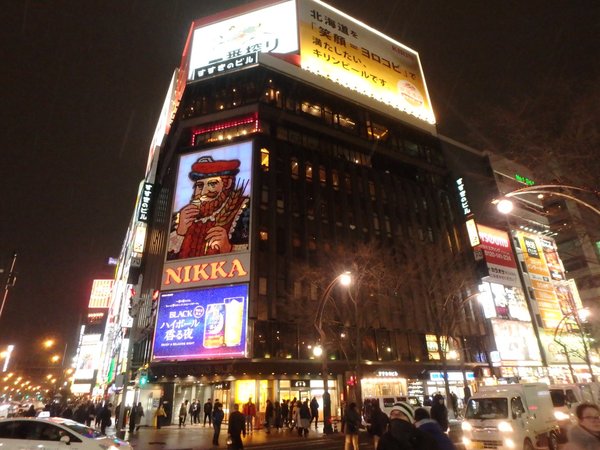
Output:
139 369 148 386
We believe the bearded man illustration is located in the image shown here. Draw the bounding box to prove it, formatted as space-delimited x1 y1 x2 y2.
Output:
168 156 250 259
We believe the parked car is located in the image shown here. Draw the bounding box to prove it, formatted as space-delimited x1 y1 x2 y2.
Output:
0 417 132 449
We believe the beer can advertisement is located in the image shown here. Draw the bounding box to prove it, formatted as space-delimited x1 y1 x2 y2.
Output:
152 284 248 361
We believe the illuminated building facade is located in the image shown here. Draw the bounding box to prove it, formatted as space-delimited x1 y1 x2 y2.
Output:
124 0 489 418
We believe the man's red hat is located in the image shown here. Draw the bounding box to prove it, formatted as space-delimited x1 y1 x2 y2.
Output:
189 156 240 181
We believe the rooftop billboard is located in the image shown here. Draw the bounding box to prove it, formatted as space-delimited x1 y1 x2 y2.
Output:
181 0 435 125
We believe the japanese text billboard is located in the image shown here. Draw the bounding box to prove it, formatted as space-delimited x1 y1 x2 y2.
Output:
514 231 562 329
88 280 113 309
476 225 520 287
298 0 435 124
186 1 298 82
163 141 252 291
152 284 248 361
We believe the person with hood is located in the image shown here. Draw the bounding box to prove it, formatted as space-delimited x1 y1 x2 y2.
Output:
566 403 600 450
367 402 390 450
430 394 449 432
414 407 456 450
377 402 440 450
343 402 362 450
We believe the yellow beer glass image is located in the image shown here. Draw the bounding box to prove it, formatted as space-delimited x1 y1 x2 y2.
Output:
203 303 225 348
224 297 244 347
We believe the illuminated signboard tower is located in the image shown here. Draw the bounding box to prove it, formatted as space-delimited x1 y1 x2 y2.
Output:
131 0 488 416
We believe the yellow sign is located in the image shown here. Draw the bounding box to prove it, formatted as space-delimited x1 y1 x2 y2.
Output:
298 0 435 124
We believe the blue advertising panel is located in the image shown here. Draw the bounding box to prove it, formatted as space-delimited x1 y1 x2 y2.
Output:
152 284 248 361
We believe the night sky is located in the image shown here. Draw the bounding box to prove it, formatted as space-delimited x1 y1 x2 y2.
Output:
1 1 597 363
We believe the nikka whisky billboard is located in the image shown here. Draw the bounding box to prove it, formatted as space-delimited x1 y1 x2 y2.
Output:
152 284 248 360
161 141 252 291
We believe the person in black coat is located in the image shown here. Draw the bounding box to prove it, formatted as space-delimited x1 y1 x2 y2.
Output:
430 394 449 432
227 403 246 450
212 402 225 446
368 403 390 449
415 407 456 450
378 402 440 450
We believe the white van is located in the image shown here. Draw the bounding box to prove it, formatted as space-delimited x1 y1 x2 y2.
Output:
462 383 559 450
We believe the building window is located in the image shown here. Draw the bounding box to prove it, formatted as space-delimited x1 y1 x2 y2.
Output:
319 165 327 185
367 121 389 141
259 230 268 241
260 148 270 171
332 169 340 190
306 162 313 181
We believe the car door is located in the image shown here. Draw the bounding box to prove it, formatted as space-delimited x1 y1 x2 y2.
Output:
0 420 61 450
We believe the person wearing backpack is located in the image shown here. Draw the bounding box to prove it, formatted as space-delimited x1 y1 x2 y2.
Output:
377 402 440 450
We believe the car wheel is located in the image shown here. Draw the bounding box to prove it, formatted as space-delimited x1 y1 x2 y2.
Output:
523 439 534 450
548 432 559 450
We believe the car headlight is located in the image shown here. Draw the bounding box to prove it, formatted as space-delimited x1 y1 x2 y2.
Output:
554 410 570 421
461 421 473 431
504 438 515 448
498 421 513 432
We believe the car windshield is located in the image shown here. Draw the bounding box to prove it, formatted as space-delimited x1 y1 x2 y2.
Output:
550 389 566 407
465 398 509 419
57 420 103 438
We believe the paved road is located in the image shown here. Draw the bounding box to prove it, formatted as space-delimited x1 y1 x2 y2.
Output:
119 423 467 450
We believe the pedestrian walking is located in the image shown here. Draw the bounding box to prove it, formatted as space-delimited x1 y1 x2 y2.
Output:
129 402 145 434
188 400 196 425
265 400 273 433
228 403 246 450
343 402 362 450
378 402 440 450
242 398 256 434
430 394 449 432
367 402 390 450
203 399 213 426
155 403 166 429
281 400 289 428
99 403 113 435
212 402 225 447
414 407 456 450
179 401 188 428
298 399 311 437
567 403 600 450
310 396 319 430
274 400 282 431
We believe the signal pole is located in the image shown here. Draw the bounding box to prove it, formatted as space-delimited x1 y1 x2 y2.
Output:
0 252 18 324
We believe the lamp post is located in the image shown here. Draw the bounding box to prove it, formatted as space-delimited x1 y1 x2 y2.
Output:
0 252 18 325
313 271 352 434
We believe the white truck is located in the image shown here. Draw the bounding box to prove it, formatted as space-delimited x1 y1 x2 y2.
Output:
462 383 559 450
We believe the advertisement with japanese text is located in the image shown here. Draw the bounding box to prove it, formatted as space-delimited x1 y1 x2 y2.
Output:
186 1 298 82
152 284 248 361
476 224 520 287
514 231 562 329
297 0 434 124
163 141 252 291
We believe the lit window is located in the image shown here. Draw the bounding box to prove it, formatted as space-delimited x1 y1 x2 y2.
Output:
367 121 389 140
305 162 313 181
259 231 269 241
261 148 270 171
319 165 326 185
332 169 339 190
291 158 299 179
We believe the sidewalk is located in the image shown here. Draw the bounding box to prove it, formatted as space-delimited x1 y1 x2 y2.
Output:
120 423 338 450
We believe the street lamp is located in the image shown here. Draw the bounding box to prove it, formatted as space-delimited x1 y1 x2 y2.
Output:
313 271 352 434
494 184 600 217
554 308 596 382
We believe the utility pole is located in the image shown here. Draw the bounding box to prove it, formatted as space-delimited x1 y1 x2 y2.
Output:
0 252 18 324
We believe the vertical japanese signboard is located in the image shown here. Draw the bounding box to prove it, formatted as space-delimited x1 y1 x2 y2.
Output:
476 225 520 287
152 284 248 361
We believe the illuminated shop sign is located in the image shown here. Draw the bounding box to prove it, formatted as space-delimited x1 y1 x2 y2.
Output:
192 52 259 81
214 381 231 390
465 219 480 247
74 334 102 381
186 1 299 82
478 281 531 322
429 371 474 382
456 178 471 216
490 319 542 366
152 284 249 361
298 0 435 124
291 380 310 388
162 253 250 290
88 280 114 309
477 225 520 287
514 174 535 186
137 183 154 223
376 370 399 377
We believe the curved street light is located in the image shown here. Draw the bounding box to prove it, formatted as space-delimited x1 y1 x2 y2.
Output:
495 184 600 217
313 271 352 434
